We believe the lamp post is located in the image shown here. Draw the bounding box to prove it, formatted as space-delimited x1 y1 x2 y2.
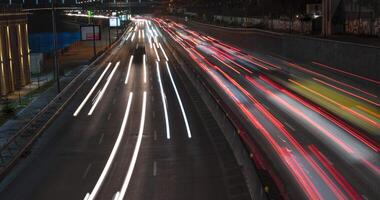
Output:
51 0 61 93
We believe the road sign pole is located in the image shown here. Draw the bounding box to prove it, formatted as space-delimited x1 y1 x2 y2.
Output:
92 22 96 57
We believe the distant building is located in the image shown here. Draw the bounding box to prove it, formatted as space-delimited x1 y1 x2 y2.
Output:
0 9 31 96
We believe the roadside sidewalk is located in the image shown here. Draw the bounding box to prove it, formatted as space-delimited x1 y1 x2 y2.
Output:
0 26 119 147
0 65 86 147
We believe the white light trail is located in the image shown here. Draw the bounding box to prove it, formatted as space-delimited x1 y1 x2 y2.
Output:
131 32 136 42
149 37 152 48
153 43 160 61
73 62 112 117
165 62 192 138
88 61 120 115
142 30 145 39
156 61 170 139
125 33 131 41
143 54 147 83
138 30 141 39
125 55 134 85
158 43 169 61
113 192 120 200
116 91 147 200
84 92 133 200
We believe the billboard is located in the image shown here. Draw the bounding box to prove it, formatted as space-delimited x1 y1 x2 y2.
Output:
109 17 121 27
80 25 101 41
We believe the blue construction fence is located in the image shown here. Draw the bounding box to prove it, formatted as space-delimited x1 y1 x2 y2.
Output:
29 32 80 53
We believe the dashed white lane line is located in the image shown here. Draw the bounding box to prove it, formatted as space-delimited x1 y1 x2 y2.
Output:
82 163 93 179
107 113 112 121
284 122 296 131
153 161 157 176
98 133 105 144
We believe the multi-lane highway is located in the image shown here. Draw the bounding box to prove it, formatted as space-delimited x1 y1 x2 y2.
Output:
0 20 251 200
155 18 380 199
1 16 379 200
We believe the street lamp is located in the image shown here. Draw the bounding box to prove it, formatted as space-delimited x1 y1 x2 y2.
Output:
51 0 61 93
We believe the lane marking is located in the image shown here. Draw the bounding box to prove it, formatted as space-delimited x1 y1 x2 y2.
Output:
125 55 134 85
73 62 112 116
84 92 133 200
156 61 170 139
131 32 136 42
82 163 93 179
153 161 157 176
153 43 160 61
158 43 169 61
284 122 296 131
88 61 120 116
107 113 112 121
116 91 147 200
165 62 192 138
98 133 105 144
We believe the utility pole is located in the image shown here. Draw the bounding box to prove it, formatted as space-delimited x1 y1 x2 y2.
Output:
51 0 61 93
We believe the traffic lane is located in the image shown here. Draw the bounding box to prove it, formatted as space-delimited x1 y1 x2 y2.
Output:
125 45 247 200
243 76 380 197
207 54 380 198
178 19 379 98
203 46 380 198
161 19 380 198
0 37 133 199
160 25 356 196
93 48 148 200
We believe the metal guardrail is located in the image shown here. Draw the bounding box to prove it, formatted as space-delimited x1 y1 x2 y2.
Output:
0 24 130 179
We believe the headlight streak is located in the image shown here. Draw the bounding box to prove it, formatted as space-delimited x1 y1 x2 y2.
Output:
156 61 170 139
73 62 112 116
153 43 160 61
131 32 136 42
143 54 147 83
165 62 192 138
84 92 133 200
158 43 169 61
125 56 134 85
88 61 120 116
116 91 147 200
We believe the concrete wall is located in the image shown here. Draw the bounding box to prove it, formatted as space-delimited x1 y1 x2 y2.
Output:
283 35 380 80
182 19 380 81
